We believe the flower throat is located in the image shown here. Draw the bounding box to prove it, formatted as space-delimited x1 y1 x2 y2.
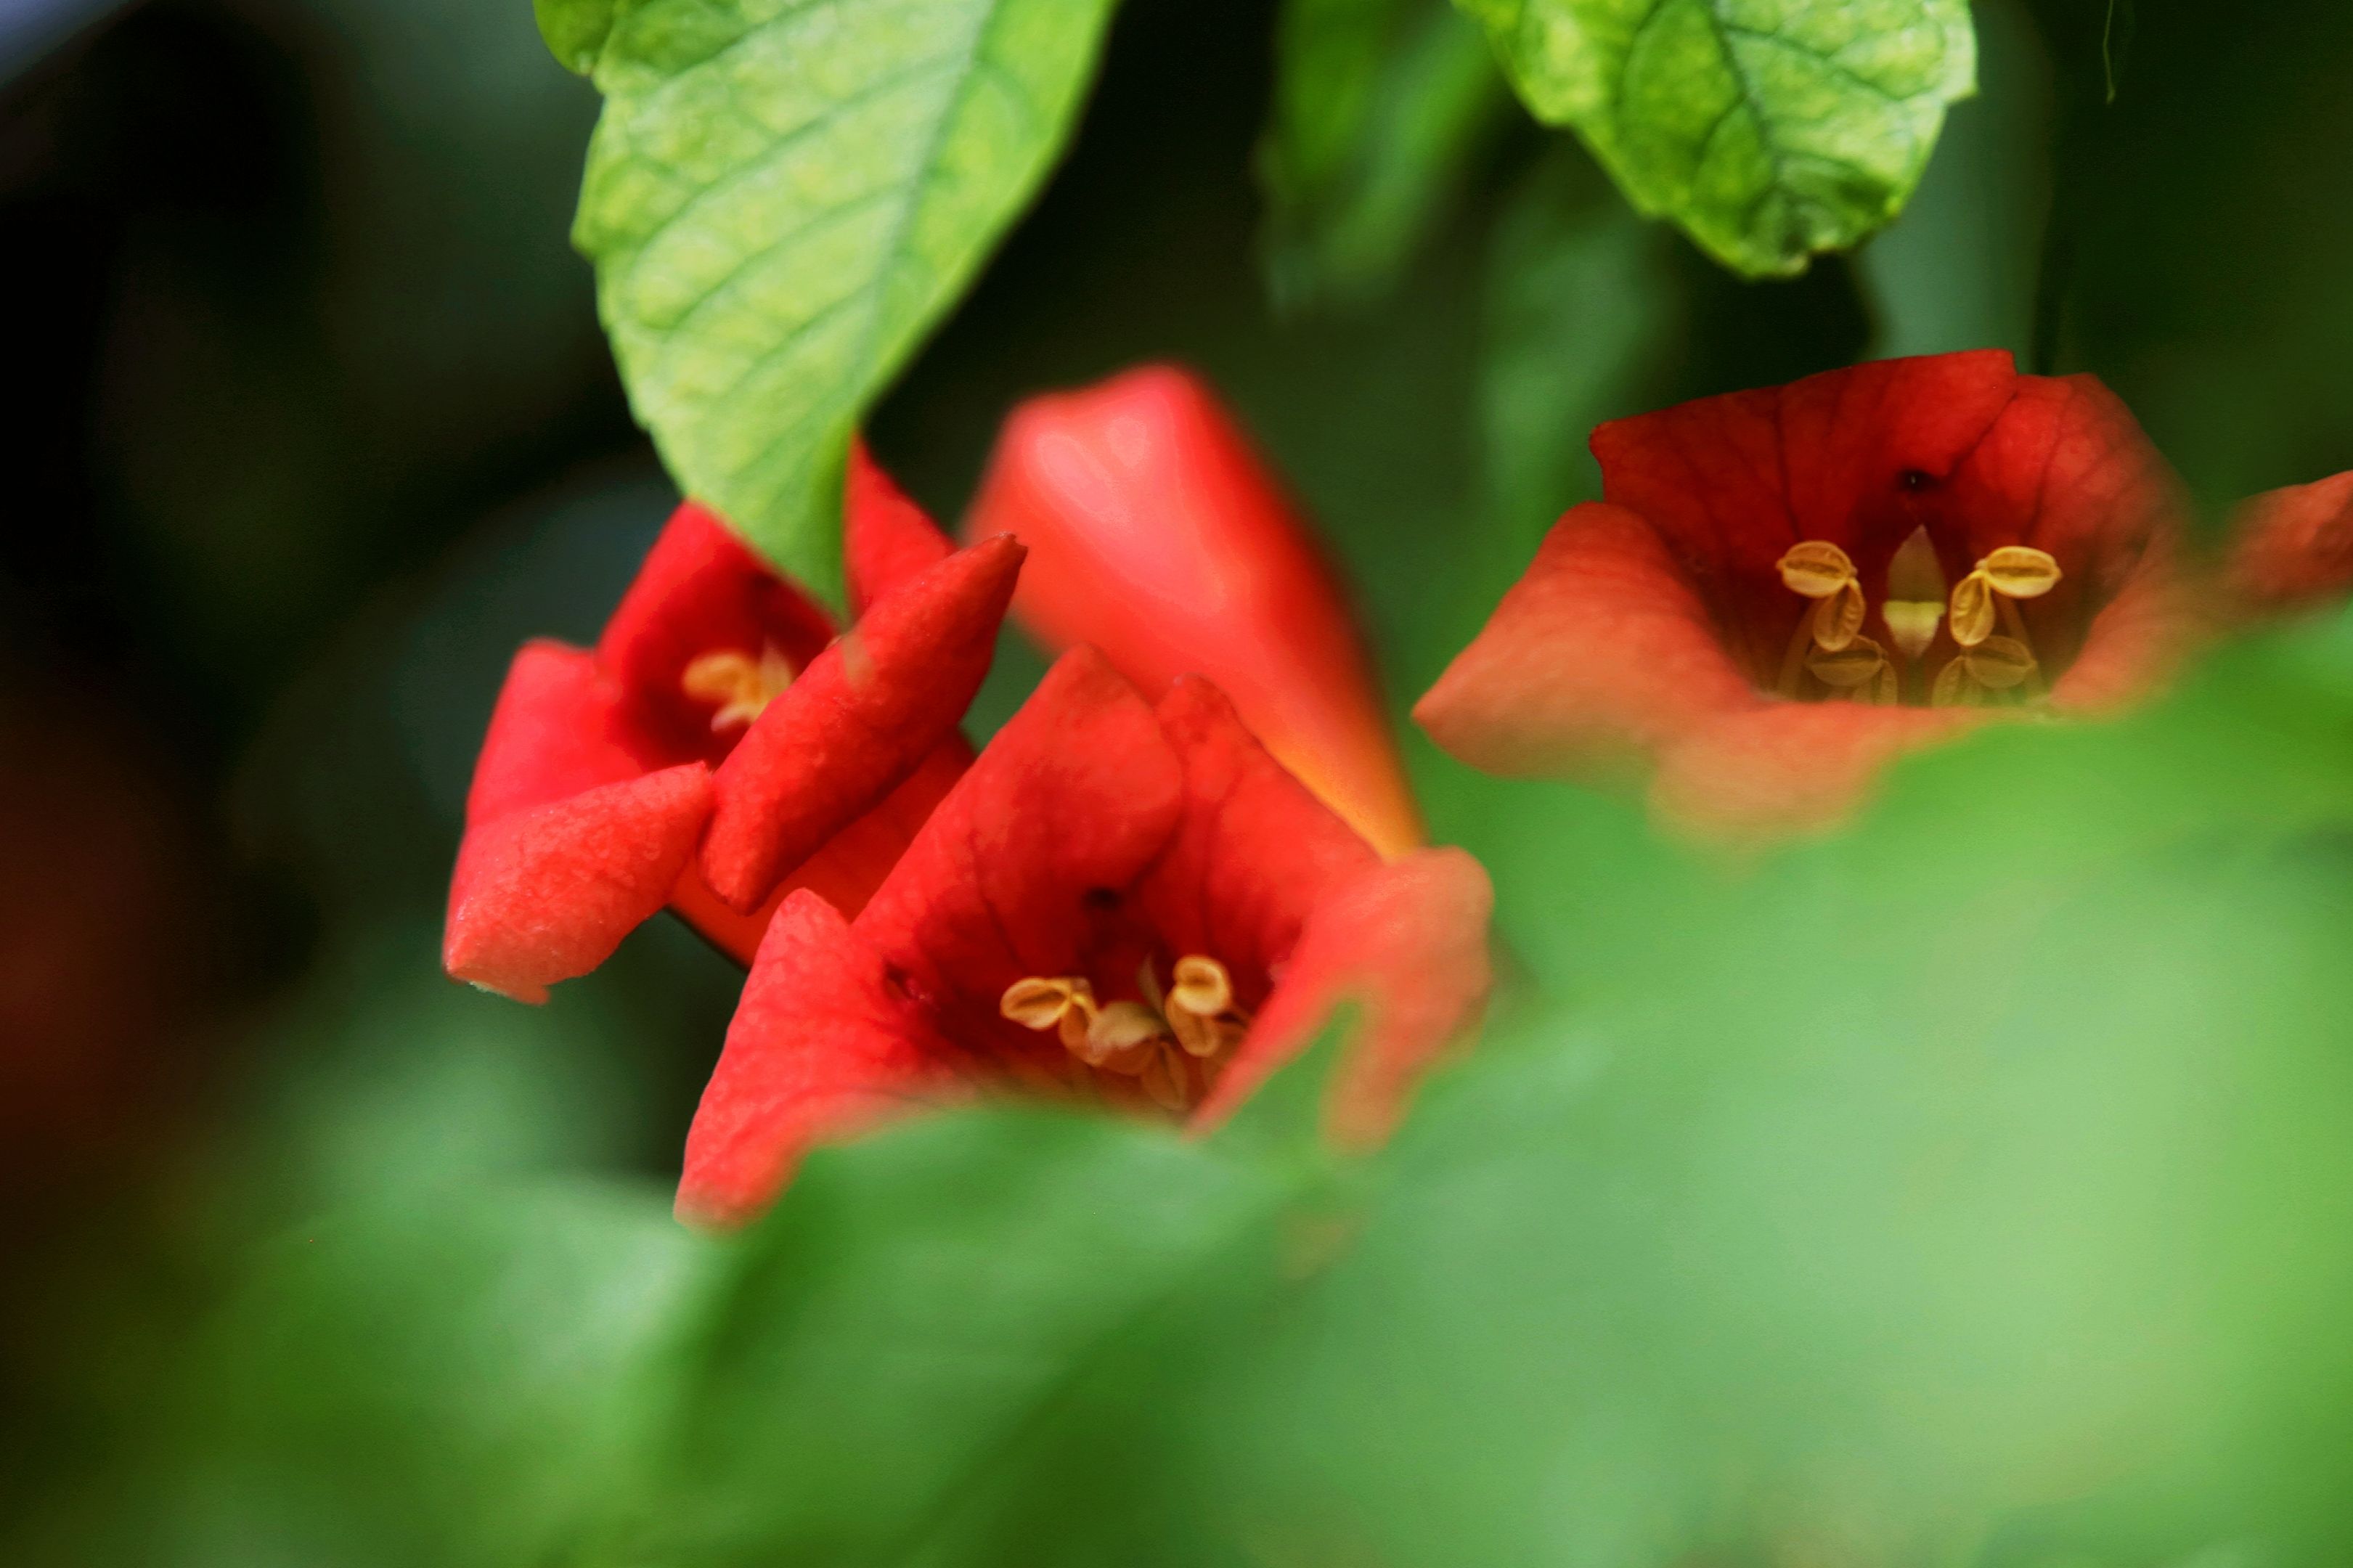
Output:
1774 526 2062 708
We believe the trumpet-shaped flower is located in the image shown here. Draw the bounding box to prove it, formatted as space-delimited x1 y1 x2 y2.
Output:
677 648 1493 1224
444 450 1022 1001
1416 352 2206 834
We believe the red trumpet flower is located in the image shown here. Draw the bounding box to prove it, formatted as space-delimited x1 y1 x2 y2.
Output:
1416 352 2206 835
444 449 1022 1002
677 647 1493 1225
964 363 1425 858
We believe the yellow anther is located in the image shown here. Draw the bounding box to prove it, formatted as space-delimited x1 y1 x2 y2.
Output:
1948 547 2060 648
1931 636 2039 706
1777 541 1865 652
1168 955 1233 1020
1003 955 1252 1111
1806 635 1890 692
1000 975 1098 1052
680 643 796 731
1806 637 1901 706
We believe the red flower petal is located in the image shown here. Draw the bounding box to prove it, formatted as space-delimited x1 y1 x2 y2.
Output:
2226 469 2353 614
1196 847 1493 1146
845 440 955 617
1593 351 2021 680
852 646 1186 1062
1941 374 2187 677
443 762 713 1004
677 890 968 1226
698 535 1024 911
967 363 1424 857
1414 503 1759 780
1138 674 1379 995
462 640 642 827
595 501 836 764
2050 532 2202 714
672 738 975 969
1648 703 1978 839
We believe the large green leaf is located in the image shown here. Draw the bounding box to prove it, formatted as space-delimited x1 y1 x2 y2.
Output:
1458 0 1978 277
568 0 1121 606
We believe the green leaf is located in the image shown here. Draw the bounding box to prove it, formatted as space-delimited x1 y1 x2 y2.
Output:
1457 0 1978 277
571 0 1122 607
627 1106 1305 1563
534 0 617 74
163 1183 714 1567
1260 0 1512 311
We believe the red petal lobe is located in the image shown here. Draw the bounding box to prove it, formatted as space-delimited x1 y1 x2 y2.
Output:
2226 469 2353 615
678 891 965 1225
1138 675 1379 989
443 762 712 1003
968 364 1424 857
845 440 955 616
1414 504 1758 780
700 536 1023 911
1196 847 1493 1146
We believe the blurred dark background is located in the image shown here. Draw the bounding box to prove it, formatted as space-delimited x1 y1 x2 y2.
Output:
8 0 2353 1543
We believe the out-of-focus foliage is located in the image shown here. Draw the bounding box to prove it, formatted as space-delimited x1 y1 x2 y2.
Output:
21 614 2353 1567
1258 0 1511 311
566 0 1122 606
1461 0 1979 277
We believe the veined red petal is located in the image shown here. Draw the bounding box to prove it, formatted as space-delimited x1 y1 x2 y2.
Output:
1414 503 1758 780
677 891 968 1226
1648 704 1978 839
2050 531 2203 714
595 501 836 764
966 363 1424 857
698 536 1023 911
463 640 642 827
852 647 1186 1055
1138 675 1379 992
1593 351 2020 679
2226 469 2353 614
443 762 713 1003
1942 374 2187 677
1195 847 1493 1147
845 440 955 616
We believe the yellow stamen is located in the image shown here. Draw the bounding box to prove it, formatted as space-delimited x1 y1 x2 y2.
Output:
1000 955 1252 1111
1948 547 2060 648
1806 635 1892 693
1930 635 2039 707
680 643 796 732
1777 541 1866 653
1000 975 1097 1053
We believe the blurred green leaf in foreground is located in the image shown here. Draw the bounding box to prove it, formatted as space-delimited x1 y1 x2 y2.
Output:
562 0 1120 607
25 608 2353 1567
1461 0 1979 277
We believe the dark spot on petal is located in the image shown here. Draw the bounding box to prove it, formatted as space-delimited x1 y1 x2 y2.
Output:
882 963 912 998
1082 887 1121 912
1898 468 1936 493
